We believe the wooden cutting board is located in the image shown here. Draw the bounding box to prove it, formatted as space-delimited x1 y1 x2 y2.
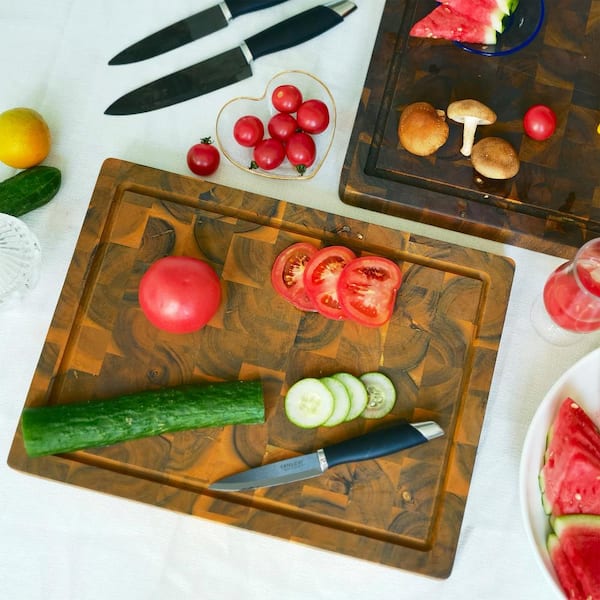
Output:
8 159 514 578
340 0 599 258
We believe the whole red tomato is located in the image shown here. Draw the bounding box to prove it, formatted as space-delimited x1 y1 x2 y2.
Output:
139 256 221 334
286 131 316 174
523 105 557 141
233 115 264 147
271 84 303 113
187 137 220 176
297 99 330 134
267 112 298 142
251 138 286 170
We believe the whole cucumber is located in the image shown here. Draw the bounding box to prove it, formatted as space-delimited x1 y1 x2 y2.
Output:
21 380 265 457
0 165 61 216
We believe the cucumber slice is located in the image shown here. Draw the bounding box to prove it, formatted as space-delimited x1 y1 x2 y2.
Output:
359 372 396 419
320 376 351 427
284 378 334 429
332 372 368 421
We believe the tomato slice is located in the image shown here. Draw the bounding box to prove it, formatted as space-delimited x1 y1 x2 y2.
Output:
337 256 402 327
303 246 357 320
271 242 318 311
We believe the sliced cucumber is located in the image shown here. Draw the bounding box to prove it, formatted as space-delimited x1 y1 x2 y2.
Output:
332 372 369 421
320 376 351 427
284 378 334 429
359 372 396 419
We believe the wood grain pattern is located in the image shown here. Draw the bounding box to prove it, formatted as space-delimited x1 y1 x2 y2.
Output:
8 159 514 578
340 0 599 258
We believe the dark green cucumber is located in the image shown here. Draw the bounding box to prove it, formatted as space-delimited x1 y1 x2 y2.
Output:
21 380 264 457
0 165 61 216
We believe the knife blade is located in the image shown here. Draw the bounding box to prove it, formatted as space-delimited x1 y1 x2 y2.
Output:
208 421 444 492
105 1 357 115
108 0 293 65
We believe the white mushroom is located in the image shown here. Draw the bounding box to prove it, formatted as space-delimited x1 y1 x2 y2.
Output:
471 137 520 179
447 99 497 157
398 102 449 156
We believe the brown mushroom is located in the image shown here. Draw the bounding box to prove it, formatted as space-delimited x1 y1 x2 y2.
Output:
398 102 449 156
447 99 497 157
471 137 520 179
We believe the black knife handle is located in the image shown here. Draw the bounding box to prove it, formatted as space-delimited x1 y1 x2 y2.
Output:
323 423 429 468
245 5 346 60
227 0 290 19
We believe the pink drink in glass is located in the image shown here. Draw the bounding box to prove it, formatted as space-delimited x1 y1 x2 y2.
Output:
542 243 600 333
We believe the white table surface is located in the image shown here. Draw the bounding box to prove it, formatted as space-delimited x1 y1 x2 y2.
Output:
1 2 598 598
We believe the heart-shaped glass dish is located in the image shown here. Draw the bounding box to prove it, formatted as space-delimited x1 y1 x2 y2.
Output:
456 0 545 57
216 70 336 180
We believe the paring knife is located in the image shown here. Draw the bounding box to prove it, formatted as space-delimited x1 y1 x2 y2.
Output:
108 0 292 65
209 421 444 492
105 1 357 115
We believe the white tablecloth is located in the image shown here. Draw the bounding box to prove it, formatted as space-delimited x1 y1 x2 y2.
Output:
1 2 598 598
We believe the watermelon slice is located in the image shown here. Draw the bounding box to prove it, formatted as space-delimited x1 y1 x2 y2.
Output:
440 0 519 17
550 514 600 599
409 4 497 44
541 451 600 516
540 398 600 517
545 398 600 463
547 533 588 600
439 0 509 32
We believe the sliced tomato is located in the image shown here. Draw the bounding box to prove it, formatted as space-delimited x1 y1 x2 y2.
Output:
271 242 318 311
303 246 357 320
337 256 402 327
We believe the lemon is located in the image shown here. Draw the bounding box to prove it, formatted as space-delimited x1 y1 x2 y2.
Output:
0 107 51 169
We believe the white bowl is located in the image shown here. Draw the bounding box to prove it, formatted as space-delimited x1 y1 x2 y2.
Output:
216 70 336 180
0 214 41 307
519 347 600 598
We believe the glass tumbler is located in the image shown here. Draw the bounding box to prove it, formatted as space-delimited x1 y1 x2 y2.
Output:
0 214 42 308
531 238 600 346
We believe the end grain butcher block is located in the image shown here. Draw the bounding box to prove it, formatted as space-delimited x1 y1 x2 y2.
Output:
341 0 599 258
8 159 514 578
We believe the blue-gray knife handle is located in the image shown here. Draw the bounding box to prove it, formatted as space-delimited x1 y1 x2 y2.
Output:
227 0 290 19
245 5 345 60
323 423 428 468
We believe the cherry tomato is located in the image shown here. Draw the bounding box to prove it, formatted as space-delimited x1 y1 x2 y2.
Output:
337 256 402 328
187 137 220 176
286 131 316 175
523 104 557 141
139 256 221 334
303 246 356 320
233 115 264 147
271 84 303 113
267 112 298 142
297 99 330 134
251 138 286 171
271 242 319 311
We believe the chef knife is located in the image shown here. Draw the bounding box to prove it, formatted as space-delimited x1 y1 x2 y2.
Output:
209 421 444 491
108 0 293 65
105 1 356 115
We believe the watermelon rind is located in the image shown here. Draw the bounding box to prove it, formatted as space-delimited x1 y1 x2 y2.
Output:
552 513 600 537
495 0 520 15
